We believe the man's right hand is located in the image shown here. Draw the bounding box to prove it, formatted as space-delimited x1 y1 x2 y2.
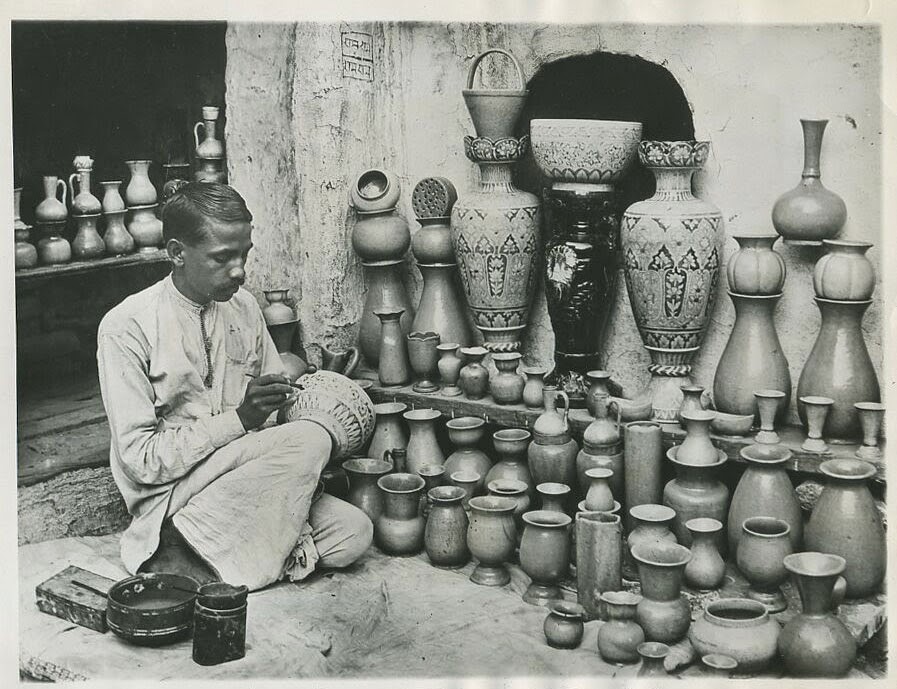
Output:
236 374 295 431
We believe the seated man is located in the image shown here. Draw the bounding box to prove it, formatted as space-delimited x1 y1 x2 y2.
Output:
97 182 373 590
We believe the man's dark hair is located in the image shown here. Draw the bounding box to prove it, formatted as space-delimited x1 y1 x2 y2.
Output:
162 182 253 245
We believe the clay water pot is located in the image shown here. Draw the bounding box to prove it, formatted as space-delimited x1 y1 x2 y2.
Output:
519 510 572 606
522 366 547 409
436 343 463 396
36 221 71 265
342 457 392 523
352 205 412 261
443 417 491 492
467 495 517 585
684 517 726 591
663 446 728 550
489 352 524 405
529 387 578 489
407 331 440 393
35 176 68 224
100 180 126 213
543 601 585 649
676 410 719 465
597 591 644 664
374 473 425 555
737 517 793 612
813 239 875 301
403 408 443 476
375 309 411 386
583 467 615 512
726 234 787 295
71 213 105 260
449 470 480 510
701 654 738 678
728 444 802 558
461 48 528 139
103 210 135 255
689 598 781 673
425 485 470 568
536 482 571 514
636 642 670 677
624 503 677 581
485 428 533 495
855 401 885 460
575 512 622 619
350 168 401 214
631 541 692 643
778 552 855 677
799 395 834 453
417 464 445 518
128 204 163 252
125 160 157 206
805 458 885 598
458 346 489 399
623 422 664 532
368 402 408 462
754 389 786 443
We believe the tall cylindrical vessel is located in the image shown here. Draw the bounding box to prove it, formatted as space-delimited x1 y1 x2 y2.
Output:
575 511 622 620
425 486 470 568
623 421 663 532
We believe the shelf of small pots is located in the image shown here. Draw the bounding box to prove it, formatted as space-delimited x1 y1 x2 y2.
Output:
15 248 170 283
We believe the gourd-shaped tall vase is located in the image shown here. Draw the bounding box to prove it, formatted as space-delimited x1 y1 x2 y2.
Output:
68 156 102 215
14 187 37 269
125 160 157 206
451 49 539 353
725 234 787 296
797 298 879 439
194 106 226 159
621 141 723 423
71 213 105 260
35 176 68 224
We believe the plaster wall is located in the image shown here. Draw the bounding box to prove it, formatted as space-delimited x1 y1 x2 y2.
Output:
225 22 883 422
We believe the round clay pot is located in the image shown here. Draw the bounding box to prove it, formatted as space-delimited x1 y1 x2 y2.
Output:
597 591 645 664
726 234 787 295
350 168 401 213
736 517 793 613
103 210 135 256
342 457 392 523
684 517 726 591
489 352 524 405
443 416 491 493
374 473 425 555
458 346 490 400
71 213 105 260
688 598 780 673
411 216 455 264
128 204 163 252
466 495 517 585
36 221 72 265
352 210 411 262
425 485 470 568
813 239 875 300
485 428 533 495
631 541 692 643
519 510 572 606
543 600 585 649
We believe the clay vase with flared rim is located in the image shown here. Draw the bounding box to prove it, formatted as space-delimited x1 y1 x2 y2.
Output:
583 467 615 512
467 495 517 585
799 396 834 453
684 518 726 591
418 464 445 518
194 105 226 159
676 410 719 465
636 641 670 677
489 352 524 405
485 428 534 495
36 221 72 265
624 504 677 581
368 402 409 463
102 210 135 256
631 541 692 644
403 408 444 476
855 402 885 460
261 289 297 328
772 119 847 245
529 387 579 489
359 260 415 367
736 517 793 613
597 591 645 664
127 204 163 252
522 366 547 409
342 457 392 523
753 389 785 444
728 444 801 558
424 485 470 568
663 447 729 551
435 343 463 397
407 331 440 393
584 370 612 417
701 654 738 678
543 601 585 649
461 48 528 139
35 176 68 224
536 482 571 514
805 458 885 598
797 298 880 439
450 470 480 510
575 512 622 619
375 309 411 386
458 346 489 400
519 510 572 606
726 234 787 295
713 292 792 419
443 417 491 493
677 384 707 425
623 422 664 532
71 213 105 260
487 479 531 534
689 598 781 674
100 180 126 214
68 162 102 215
412 264 473 348
778 552 856 677
813 239 875 300
374 473 426 555
124 160 157 206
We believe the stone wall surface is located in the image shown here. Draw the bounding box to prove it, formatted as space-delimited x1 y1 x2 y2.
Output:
225 22 883 423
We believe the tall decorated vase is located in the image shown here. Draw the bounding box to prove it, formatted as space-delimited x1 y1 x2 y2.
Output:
621 141 723 423
450 49 540 353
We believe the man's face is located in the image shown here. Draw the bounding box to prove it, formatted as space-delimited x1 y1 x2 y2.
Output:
169 219 253 303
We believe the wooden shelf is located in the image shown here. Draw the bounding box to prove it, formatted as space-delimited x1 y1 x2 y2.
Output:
360 373 886 484
15 249 169 283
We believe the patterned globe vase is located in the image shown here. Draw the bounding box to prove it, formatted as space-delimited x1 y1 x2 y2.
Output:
621 141 723 423
451 133 540 353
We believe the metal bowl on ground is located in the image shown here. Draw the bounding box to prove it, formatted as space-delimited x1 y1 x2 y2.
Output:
106 573 199 646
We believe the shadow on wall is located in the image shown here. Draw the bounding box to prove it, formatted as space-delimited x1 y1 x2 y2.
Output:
514 50 696 209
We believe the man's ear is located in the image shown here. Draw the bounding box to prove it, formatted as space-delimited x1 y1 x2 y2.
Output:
167 238 186 266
